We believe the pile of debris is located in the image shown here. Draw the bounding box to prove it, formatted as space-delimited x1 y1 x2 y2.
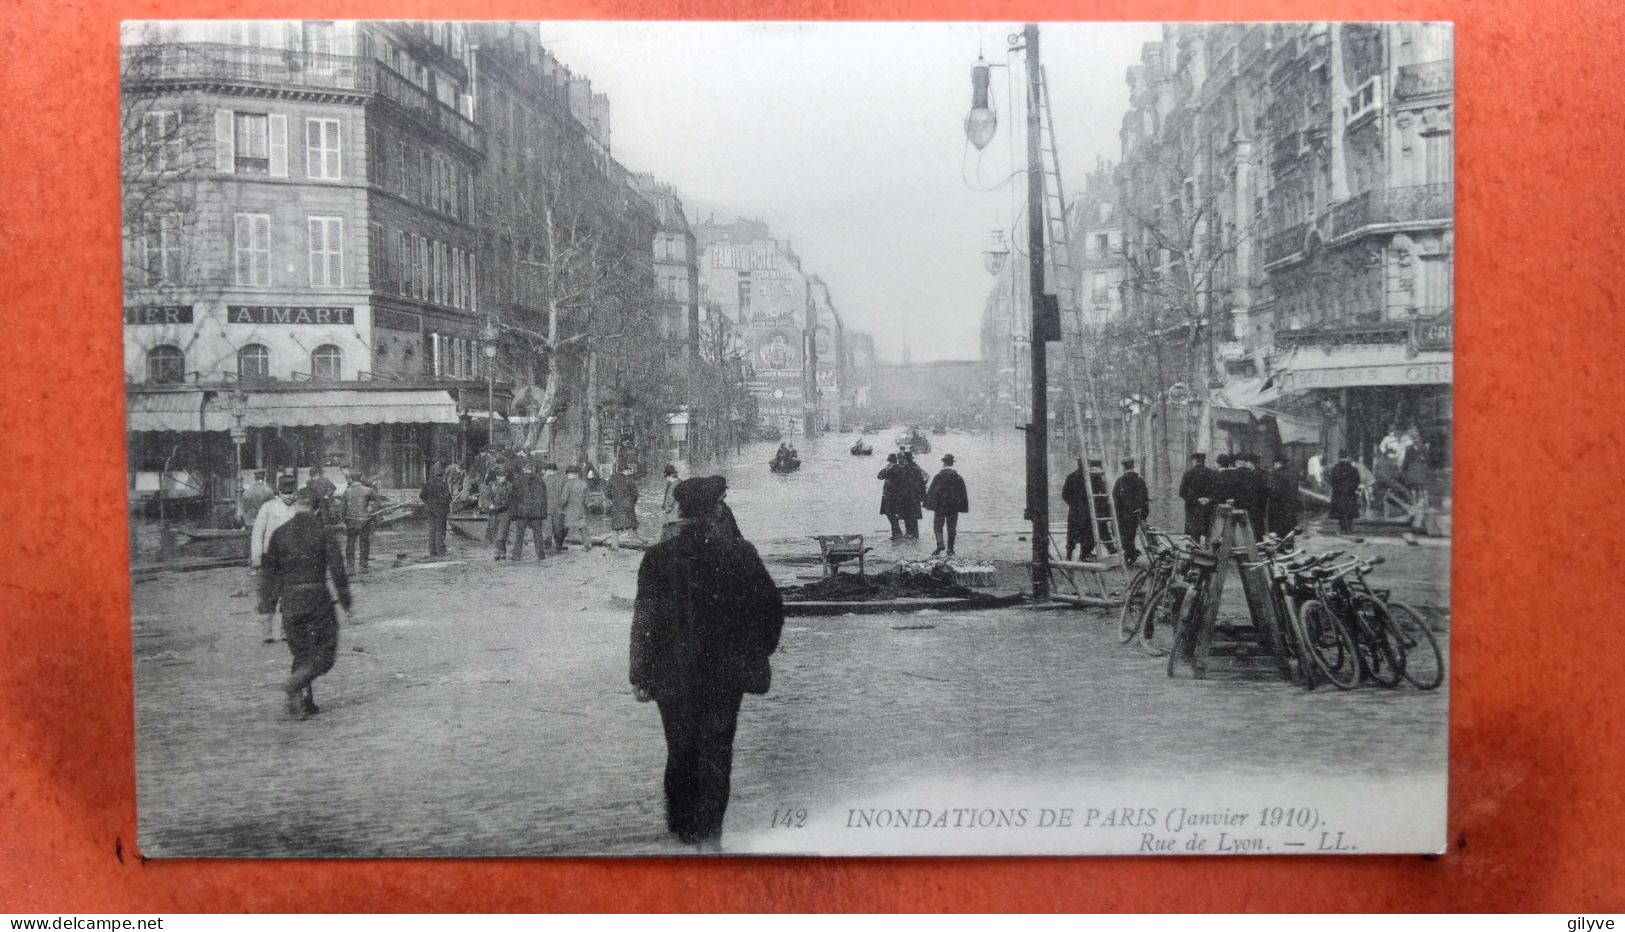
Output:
780 563 980 603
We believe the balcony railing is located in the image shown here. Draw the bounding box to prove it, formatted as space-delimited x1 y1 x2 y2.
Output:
1264 221 1308 264
124 43 483 153
1394 59 1453 101
1274 320 1411 350
1327 184 1452 240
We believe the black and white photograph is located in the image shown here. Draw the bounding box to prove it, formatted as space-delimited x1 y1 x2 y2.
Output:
120 20 1453 857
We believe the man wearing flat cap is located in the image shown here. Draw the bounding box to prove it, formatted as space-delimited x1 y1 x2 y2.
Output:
629 476 783 850
259 486 351 720
1112 458 1150 565
250 474 301 642
1178 452 1216 541
923 453 970 557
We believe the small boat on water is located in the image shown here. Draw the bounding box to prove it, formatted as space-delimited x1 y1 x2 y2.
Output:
931 425 947 436
860 425 879 435
849 441 873 456
897 428 931 454
770 456 802 473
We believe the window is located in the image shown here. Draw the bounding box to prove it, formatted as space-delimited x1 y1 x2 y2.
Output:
417 237 430 300
452 247 463 309
1095 234 1110 259
310 344 344 381
396 231 410 297
234 113 269 174
147 345 185 384
233 213 271 286
737 277 751 313
226 22 265 46
1092 272 1110 303
367 124 386 186
238 343 270 380
302 21 336 56
395 141 408 195
141 212 182 285
141 111 182 174
368 222 383 288
305 118 341 180
307 216 344 287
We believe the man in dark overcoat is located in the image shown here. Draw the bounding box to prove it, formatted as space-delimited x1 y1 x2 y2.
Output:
259 487 351 719
419 462 451 557
924 453 970 557
507 460 550 561
1177 452 1216 540
1232 452 1270 541
899 451 927 539
630 476 784 850
1265 454 1303 545
1061 459 1095 560
1326 452 1363 535
876 453 907 539
1112 458 1151 564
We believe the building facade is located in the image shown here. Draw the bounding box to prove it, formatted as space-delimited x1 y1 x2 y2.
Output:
122 21 489 502
694 218 815 435
1115 22 1453 490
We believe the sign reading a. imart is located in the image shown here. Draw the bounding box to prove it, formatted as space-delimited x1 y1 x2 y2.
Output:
228 305 355 326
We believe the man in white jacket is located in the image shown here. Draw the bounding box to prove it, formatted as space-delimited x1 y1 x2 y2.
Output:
250 474 300 642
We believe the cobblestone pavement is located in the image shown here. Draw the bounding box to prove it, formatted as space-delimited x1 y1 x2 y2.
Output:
133 435 1449 857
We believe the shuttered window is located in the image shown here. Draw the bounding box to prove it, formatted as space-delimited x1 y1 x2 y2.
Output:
307 216 344 288
141 212 183 285
305 118 341 180
233 213 270 286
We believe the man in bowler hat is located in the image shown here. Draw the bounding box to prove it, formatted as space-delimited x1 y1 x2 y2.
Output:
924 453 970 557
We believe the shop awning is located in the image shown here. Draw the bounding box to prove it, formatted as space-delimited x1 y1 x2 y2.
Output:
202 389 462 430
1273 345 1453 392
126 390 206 432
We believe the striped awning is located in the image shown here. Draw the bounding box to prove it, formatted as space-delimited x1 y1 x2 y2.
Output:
126 390 206 432
201 389 463 430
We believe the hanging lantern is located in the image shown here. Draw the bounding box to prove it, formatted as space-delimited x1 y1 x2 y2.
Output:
963 58 997 150
983 229 1010 276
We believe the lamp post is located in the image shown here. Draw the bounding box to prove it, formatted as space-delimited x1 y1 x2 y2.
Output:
968 24 1052 598
228 387 249 514
481 318 499 448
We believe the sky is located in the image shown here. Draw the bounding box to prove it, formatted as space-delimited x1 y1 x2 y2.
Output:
534 21 1162 363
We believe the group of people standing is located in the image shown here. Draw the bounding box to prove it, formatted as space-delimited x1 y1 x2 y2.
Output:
1177 451 1304 543
1061 458 1150 564
876 450 969 557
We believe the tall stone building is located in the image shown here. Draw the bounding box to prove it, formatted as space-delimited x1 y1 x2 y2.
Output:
121 21 488 497
1116 22 1453 487
694 218 815 436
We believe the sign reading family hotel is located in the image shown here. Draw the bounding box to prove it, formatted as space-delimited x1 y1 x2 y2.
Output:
227 305 355 325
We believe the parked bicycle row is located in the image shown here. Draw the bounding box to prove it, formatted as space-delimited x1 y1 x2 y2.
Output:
1117 524 1444 691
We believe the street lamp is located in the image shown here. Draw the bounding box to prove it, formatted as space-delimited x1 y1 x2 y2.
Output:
983 229 1010 276
227 387 249 508
966 24 1053 598
964 57 998 151
482 319 499 447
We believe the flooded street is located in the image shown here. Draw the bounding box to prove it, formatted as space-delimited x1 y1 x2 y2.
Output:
132 435 1449 857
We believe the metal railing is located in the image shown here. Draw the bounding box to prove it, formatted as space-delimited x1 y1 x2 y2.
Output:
1264 221 1308 264
1327 184 1452 240
124 43 483 152
1274 320 1411 349
1394 59 1453 101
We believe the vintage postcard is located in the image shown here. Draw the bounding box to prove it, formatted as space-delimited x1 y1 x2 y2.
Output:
122 20 1452 856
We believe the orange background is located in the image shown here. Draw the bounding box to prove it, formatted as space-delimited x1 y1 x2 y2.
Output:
2 0 1621 913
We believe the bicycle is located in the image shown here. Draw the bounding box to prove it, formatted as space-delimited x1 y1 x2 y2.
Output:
1165 542 1222 678
1118 528 1178 645
1292 560 1372 690
1309 556 1443 690
1127 532 1205 658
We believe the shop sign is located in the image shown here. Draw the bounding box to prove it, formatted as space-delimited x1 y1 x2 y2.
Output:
228 305 355 325
1278 361 1453 390
374 308 419 332
1411 317 1453 352
124 304 192 325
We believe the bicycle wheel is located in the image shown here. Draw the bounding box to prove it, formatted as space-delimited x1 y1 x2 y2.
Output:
1298 599 1361 690
1119 568 1151 643
1387 601 1445 690
1277 592 1316 689
1167 587 1205 678
1139 576 1180 658
1351 594 1406 688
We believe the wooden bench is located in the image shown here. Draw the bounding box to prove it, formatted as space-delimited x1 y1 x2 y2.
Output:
811 534 873 577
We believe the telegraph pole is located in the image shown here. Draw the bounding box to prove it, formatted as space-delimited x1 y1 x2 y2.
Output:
1022 22 1051 599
